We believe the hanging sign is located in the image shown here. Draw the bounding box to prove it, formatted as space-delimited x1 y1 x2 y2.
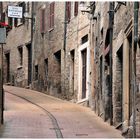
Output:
8 6 23 18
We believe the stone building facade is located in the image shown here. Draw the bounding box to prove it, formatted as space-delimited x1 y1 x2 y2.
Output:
1 1 140 138
31 2 92 106
1 2 32 88
92 2 140 138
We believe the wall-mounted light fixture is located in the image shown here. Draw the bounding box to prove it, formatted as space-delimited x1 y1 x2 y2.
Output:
79 1 97 20
114 2 126 12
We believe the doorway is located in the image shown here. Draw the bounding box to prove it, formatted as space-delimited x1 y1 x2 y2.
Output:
70 50 75 95
81 49 87 99
115 45 123 125
26 44 32 85
5 52 10 83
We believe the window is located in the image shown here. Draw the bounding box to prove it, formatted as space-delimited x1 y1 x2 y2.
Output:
14 2 25 27
14 18 18 27
0 12 5 28
49 2 55 29
66 2 71 22
105 29 110 49
81 34 88 44
19 2 25 24
44 58 48 79
18 46 23 66
26 2 30 13
35 65 38 80
8 17 13 28
40 9 45 33
74 2 78 16
1 12 5 22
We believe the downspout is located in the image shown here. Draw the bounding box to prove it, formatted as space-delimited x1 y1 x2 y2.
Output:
108 2 114 125
133 2 139 138
63 2 67 96
31 2 34 86
0 2 4 125
63 2 67 51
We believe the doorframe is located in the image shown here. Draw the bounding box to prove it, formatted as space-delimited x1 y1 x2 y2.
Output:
77 41 90 103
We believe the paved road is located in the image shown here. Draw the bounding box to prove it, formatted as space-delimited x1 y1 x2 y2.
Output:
0 85 123 138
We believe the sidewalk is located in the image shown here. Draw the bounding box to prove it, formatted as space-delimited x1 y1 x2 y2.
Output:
0 85 123 138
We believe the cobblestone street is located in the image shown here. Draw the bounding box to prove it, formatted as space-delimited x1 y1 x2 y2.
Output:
0 85 123 138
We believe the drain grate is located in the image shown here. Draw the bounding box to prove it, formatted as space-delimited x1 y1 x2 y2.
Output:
76 134 88 136
50 128 64 130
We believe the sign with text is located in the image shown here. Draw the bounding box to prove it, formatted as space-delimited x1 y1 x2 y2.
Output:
8 6 23 18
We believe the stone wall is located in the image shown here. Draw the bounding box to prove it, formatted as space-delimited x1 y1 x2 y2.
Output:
3 2 32 87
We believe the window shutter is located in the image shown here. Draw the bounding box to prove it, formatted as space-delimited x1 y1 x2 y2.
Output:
8 17 12 28
52 2 55 27
40 9 45 33
49 3 51 28
66 2 71 22
0 2 2 21
19 2 25 24
14 18 18 27
74 2 78 16
49 2 55 29
2 13 5 22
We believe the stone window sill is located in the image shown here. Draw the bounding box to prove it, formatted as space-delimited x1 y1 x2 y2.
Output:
17 65 23 70
48 28 54 32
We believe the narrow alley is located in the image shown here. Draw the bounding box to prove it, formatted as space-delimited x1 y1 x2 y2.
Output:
0 85 123 138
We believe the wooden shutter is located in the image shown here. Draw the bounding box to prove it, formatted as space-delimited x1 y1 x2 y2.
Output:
0 2 2 21
66 2 71 22
40 9 45 33
8 17 12 28
74 2 78 16
1 13 5 22
49 2 55 29
82 49 87 99
19 2 25 24
14 18 18 27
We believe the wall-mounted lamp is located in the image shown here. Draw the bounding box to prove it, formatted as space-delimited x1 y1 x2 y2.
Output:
79 2 90 14
79 1 97 20
114 2 126 12
24 12 33 20
117 2 126 6
24 11 35 31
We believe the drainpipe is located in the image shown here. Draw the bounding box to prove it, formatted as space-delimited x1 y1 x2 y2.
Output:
31 2 34 86
63 2 67 95
0 2 4 125
108 2 114 125
63 2 67 51
133 2 139 138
